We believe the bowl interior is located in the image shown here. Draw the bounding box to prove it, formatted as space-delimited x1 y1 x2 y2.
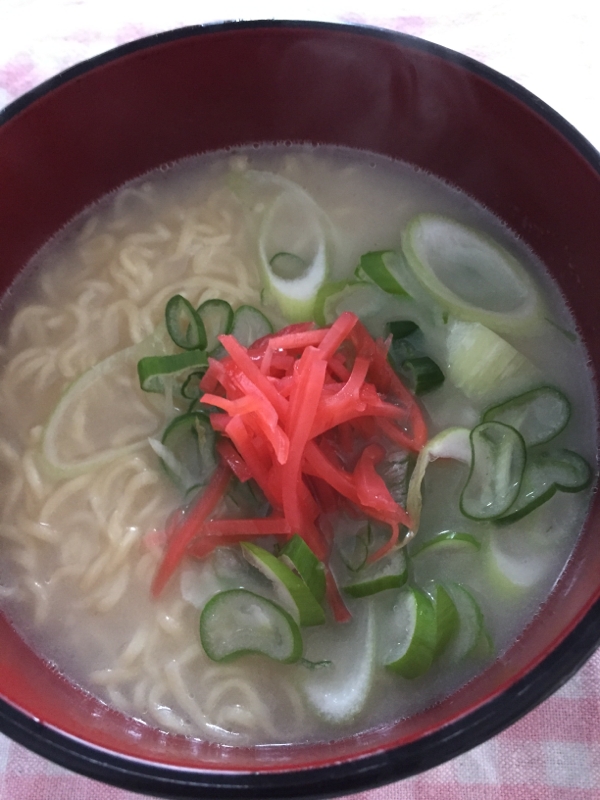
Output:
0 21 599 795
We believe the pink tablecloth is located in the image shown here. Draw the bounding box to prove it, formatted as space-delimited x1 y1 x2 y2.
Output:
1 3 600 798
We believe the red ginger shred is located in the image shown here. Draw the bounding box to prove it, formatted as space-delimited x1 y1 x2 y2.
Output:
152 311 427 620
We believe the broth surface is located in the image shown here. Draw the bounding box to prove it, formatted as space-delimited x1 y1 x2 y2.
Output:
0 145 595 745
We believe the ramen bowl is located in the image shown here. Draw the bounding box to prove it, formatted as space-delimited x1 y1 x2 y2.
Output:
0 20 599 799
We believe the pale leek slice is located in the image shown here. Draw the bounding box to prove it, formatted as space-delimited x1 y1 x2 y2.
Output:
446 320 540 401
301 600 376 723
402 214 543 333
237 170 331 321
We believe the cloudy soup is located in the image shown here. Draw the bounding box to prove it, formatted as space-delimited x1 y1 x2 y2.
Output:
0 145 595 745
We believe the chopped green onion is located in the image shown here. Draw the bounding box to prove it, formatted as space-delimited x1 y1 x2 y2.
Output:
199 589 302 663
460 421 526 520
402 356 445 395
165 294 207 350
137 350 208 393
483 386 571 447
383 587 437 678
241 542 325 627
279 535 326 603
181 371 204 400
431 584 460 659
153 411 216 494
197 299 234 353
497 448 592 524
446 320 539 401
386 319 419 339
342 546 408 598
230 305 273 347
355 250 409 296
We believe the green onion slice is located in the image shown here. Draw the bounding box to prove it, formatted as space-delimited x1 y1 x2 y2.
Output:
181 371 205 401
150 411 216 495
342 546 408 598
401 356 445 395
460 421 526 520
446 320 539 401
497 448 592 524
383 587 437 679
412 531 481 558
236 170 330 321
354 250 409 296
230 305 273 347
431 584 460 659
443 583 491 662
165 294 207 350
137 350 208 393
197 299 234 353
279 535 326 603
199 589 302 663
241 542 325 627
483 386 571 447
387 319 419 339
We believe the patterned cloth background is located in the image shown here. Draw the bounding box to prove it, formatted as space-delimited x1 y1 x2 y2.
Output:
1 1 600 798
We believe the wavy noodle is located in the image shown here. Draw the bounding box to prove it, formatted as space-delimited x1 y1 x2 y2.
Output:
0 153 311 746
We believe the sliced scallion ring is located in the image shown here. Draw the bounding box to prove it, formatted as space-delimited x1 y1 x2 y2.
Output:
483 386 571 447
252 172 330 321
199 589 302 663
496 448 592 524
181 371 204 401
230 305 273 347
387 319 419 339
150 411 216 494
383 587 437 679
412 531 481 558
442 583 489 662
279 535 326 604
301 601 376 723
460 421 526 520
354 250 409 296
165 294 207 350
337 525 371 572
431 584 460 659
401 355 444 395
402 214 543 333
197 299 234 353
342 546 408 598
42 340 163 478
241 542 325 627
137 350 208 394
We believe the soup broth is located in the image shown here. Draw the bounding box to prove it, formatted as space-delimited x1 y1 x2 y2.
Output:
0 146 595 745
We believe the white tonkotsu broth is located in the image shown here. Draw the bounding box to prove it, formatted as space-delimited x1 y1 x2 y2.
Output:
0 146 595 745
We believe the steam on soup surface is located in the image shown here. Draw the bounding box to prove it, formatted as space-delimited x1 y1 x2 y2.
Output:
0 146 595 745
